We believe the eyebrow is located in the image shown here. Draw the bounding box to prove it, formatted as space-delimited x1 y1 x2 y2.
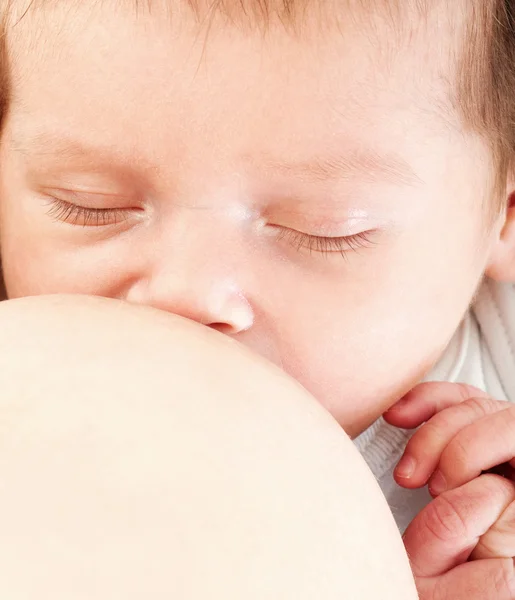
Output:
11 132 135 166
12 130 421 187
253 148 422 187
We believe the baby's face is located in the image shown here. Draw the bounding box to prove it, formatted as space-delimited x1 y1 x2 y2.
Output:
0 3 503 436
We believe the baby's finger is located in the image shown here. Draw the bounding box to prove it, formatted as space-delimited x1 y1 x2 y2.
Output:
416 558 515 600
430 405 515 495
472 497 515 560
403 474 515 578
385 381 490 429
394 395 506 488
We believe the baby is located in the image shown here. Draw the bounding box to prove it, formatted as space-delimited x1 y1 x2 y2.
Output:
0 0 514 598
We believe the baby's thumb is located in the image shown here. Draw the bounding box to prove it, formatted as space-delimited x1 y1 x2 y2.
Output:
403 474 515 578
416 558 515 600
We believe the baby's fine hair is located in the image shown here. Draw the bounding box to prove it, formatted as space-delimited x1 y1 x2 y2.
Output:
1 0 515 213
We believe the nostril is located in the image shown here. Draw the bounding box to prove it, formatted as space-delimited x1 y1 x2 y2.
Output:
208 312 254 335
210 322 238 335
206 293 254 335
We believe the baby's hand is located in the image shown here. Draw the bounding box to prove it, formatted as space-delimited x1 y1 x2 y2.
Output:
384 382 515 598
402 473 515 599
384 382 515 496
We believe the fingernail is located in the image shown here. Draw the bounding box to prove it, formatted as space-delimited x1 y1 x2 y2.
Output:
429 471 447 495
395 455 417 479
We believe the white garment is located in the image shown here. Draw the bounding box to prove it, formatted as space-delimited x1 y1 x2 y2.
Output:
354 278 515 533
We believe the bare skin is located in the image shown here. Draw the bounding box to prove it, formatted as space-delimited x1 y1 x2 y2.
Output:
0 295 417 599
3 1 515 439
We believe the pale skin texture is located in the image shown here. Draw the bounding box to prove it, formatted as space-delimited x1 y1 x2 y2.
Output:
2 2 515 439
2 3 515 599
0 294 418 599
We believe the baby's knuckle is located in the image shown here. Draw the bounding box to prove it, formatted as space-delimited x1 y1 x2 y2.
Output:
492 558 515 598
428 576 447 600
480 473 515 498
504 406 515 429
422 494 469 543
464 395 499 417
406 421 440 452
444 435 471 470
431 575 459 600
453 383 488 404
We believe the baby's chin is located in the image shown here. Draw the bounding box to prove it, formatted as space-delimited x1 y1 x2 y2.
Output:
343 413 384 440
333 373 435 439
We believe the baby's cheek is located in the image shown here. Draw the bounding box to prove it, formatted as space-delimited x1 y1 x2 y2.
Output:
273 301 442 437
1 231 130 299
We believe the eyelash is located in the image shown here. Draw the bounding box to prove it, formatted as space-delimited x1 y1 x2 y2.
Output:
276 228 376 257
45 198 376 257
46 198 131 227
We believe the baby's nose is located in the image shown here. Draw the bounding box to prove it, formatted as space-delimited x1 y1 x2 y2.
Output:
126 271 254 335
124 199 258 334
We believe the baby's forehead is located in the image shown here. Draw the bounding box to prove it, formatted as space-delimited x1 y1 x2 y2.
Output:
4 0 473 133
2 0 483 177
6 0 465 35
5 0 469 96
3 0 471 164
